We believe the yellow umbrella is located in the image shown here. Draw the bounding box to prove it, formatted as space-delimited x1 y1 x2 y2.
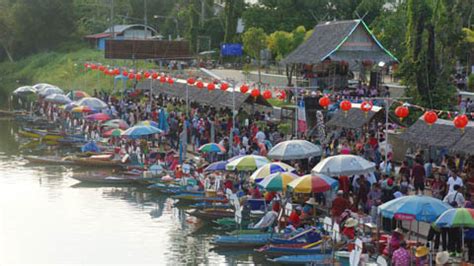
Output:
287 174 338 193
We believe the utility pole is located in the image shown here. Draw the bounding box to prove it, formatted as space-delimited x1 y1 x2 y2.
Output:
144 0 148 38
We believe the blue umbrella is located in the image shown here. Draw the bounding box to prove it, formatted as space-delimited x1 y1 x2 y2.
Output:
138 120 159 128
81 141 101 153
204 160 228 172
121 125 163 138
378 195 452 222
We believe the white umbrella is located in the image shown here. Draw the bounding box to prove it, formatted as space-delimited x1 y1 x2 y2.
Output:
225 155 270 172
38 86 64 97
312 154 376 176
33 83 56 92
44 93 72 104
13 86 36 95
75 97 108 110
268 140 322 160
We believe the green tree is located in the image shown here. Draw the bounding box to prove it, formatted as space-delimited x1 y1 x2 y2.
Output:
371 3 407 60
224 0 244 43
242 27 267 85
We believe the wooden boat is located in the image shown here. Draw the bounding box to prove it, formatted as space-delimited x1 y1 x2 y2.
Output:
70 173 138 184
24 155 73 165
185 208 234 221
269 254 333 264
147 182 183 194
172 191 227 204
69 157 125 168
18 128 63 141
210 233 274 248
256 241 325 257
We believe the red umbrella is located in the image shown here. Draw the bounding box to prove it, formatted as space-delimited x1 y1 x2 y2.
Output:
85 113 111 121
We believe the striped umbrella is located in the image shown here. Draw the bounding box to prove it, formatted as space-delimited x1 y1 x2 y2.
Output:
258 172 300 192
67 90 90 100
71 106 94 113
103 128 124 137
102 119 129 130
121 125 163 138
225 155 270 172
198 143 226 153
85 113 110 121
287 174 338 193
435 208 474 228
250 162 295 182
204 155 244 172
138 120 159 128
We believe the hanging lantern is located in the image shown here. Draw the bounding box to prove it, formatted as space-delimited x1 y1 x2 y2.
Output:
240 84 249 93
395 106 409 121
423 111 438 125
128 73 135 79
98 65 105 71
122 70 128 76
90 64 98 70
144 71 151 79
135 73 142 80
262 90 272 99
167 77 174 85
278 90 287 100
207 83 215 91
251 89 260 97
340 100 352 112
113 69 120 75
151 72 159 79
453 114 469 131
220 82 229 91
108 69 114 75
319 96 330 108
360 101 373 114
103 69 110 75
84 63 90 69
196 81 204 89
187 78 195 85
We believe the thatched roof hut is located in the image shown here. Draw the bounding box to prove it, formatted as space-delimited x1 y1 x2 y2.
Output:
326 103 384 129
400 117 474 154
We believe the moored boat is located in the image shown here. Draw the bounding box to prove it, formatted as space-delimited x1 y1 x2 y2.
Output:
268 254 333 264
24 155 73 165
185 208 234 221
18 128 63 141
210 233 274 248
69 157 125 168
70 173 138 184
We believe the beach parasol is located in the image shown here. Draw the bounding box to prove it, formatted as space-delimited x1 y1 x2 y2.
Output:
250 162 295 182
103 128 124 138
203 155 244 172
258 172 299 192
312 154 376 176
44 93 72 104
198 143 226 153
67 90 89 100
71 106 94 113
378 195 452 223
138 120 159 128
268 140 322 160
225 155 270 171
13 86 36 95
38 86 64 97
287 174 338 193
434 208 474 258
102 119 129 130
75 97 108 110
85 113 111 121
121 125 163 138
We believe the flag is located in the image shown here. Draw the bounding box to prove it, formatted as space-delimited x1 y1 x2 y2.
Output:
297 99 307 132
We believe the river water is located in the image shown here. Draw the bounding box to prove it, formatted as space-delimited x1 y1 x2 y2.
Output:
0 119 264 264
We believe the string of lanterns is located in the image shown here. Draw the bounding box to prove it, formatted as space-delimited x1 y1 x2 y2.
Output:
84 62 470 131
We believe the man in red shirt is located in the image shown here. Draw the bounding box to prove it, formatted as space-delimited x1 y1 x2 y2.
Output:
412 159 426 194
331 190 352 222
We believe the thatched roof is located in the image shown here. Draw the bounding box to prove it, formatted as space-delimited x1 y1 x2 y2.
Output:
400 118 474 153
326 103 383 129
139 79 271 109
283 19 397 65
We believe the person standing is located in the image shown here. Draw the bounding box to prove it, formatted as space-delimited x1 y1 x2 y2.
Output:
392 241 411 266
411 159 426 194
443 185 465 257
447 172 464 193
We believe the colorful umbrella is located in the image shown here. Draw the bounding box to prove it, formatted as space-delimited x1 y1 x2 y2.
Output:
268 140 322 160
203 155 244 172
435 208 474 228
258 172 299 192
38 86 64 97
312 154 376 176
121 125 163 138
378 195 452 222
76 97 108 109
287 174 338 193
225 155 271 172
103 128 124 138
64 102 79 112
13 86 36 95
85 113 111 121
138 120 159 128
67 90 90 100
102 119 129 130
250 162 295 182
44 93 72 104
71 106 94 113
198 143 226 153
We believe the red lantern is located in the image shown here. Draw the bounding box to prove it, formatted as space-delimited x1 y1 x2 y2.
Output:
151 72 159 79
90 64 98 70
187 78 195 85
395 106 409 121
319 96 330 108
98 65 105 71
159 76 166 83
240 84 249 93
196 81 204 89
207 83 215 91
144 71 151 79
220 83 229 91
108 69 114 75
135 73 142 80
278 90 287 100
360 101 373 113
122 70 128 76
423 111 438 125
262 90 272 99
84 63 90 69
167 78 174 85
251 89 260 97
340 100 352 112
453 114 469 130
103 69 110 75
113 69 120 75
128 73 135 79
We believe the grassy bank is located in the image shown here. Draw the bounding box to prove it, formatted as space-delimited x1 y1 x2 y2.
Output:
0 48 157 106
